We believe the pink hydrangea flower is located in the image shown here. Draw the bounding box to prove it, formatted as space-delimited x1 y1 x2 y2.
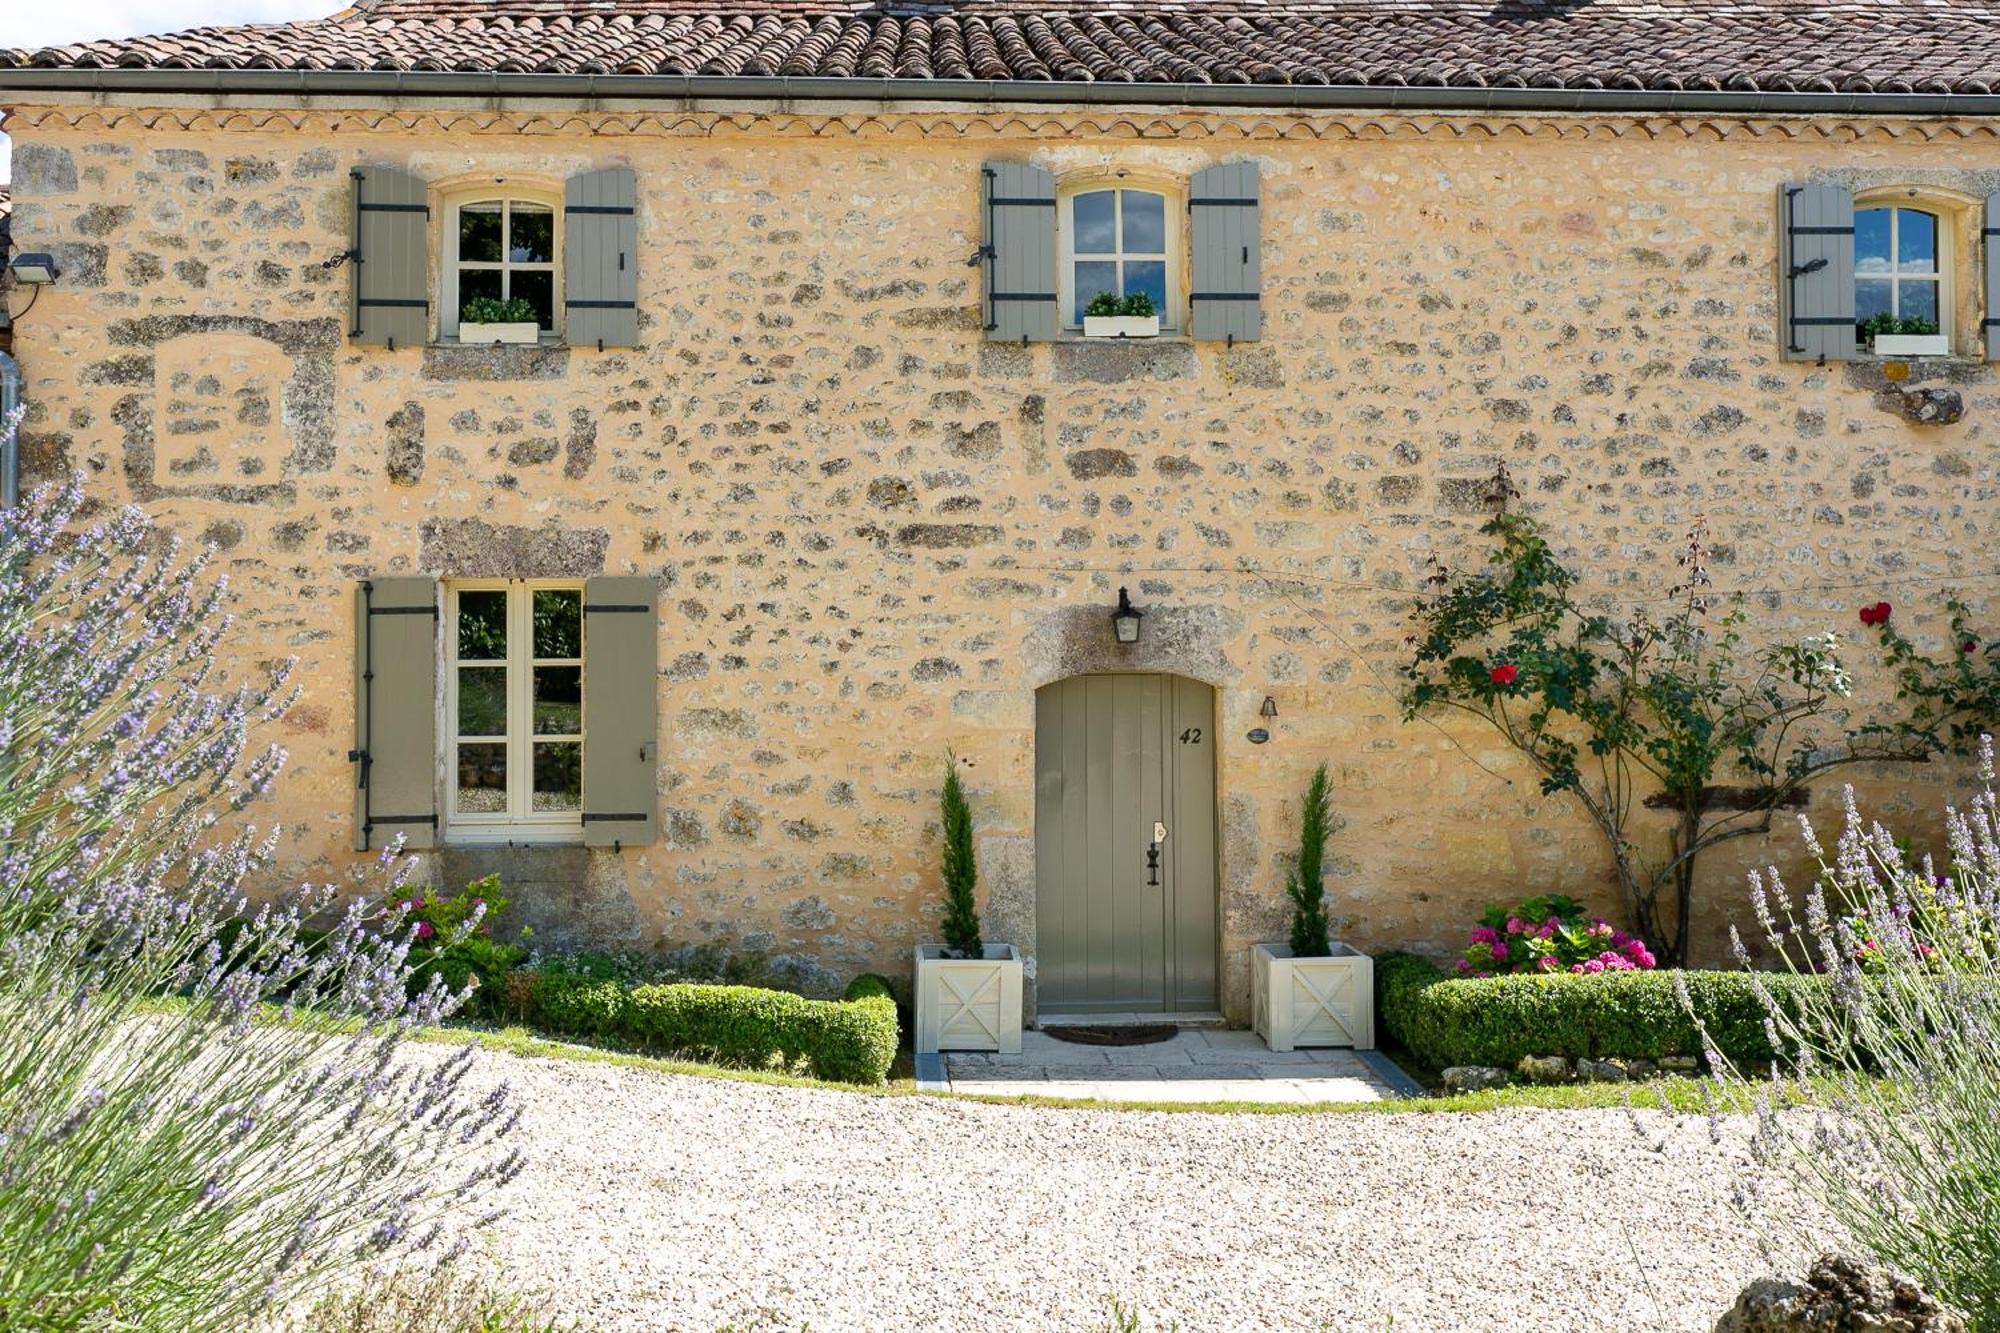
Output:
415 921 436 941
1505 916 1526 935
1491 943 1510 962
1581 958 1606 974
1538 922 1556 939
1538 955 1562 973
1469 925 1500 946
1454 958 1472 973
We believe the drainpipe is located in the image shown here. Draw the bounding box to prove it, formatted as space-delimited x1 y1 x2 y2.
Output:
0 351 20 510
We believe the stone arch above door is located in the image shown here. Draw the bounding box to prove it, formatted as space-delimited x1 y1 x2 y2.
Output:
1021 597 1243 691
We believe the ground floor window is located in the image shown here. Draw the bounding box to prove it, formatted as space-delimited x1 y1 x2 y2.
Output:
448 581 584 832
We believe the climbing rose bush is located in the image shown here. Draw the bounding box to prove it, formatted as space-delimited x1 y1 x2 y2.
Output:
1455 893 1658 976
1704 744 2000 1328
0 465 523 1330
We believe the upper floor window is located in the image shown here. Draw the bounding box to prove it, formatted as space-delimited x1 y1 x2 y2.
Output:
449 582 583 834
444 194 559 341
1060 186 1177 331
1855 204 1946 352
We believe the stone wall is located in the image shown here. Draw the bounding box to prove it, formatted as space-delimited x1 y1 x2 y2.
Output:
6 102 1999 1016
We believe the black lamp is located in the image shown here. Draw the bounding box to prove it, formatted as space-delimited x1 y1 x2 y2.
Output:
1111 586 1143 644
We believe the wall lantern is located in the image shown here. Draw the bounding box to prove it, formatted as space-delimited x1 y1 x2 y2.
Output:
7 253 62 286
1260 696 1279 721
1111 586 1144 644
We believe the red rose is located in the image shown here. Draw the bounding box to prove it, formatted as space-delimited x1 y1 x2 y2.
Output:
1490 664 1519 685
1964 640 1979 655
1858 602 1893 627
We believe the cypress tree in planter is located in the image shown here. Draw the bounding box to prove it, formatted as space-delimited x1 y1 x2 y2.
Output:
1253 763 1375 1050
913 754 1022 1054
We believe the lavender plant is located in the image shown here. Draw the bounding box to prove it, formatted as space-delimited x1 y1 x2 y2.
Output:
0 453 524 1330
1707 742 2000 1328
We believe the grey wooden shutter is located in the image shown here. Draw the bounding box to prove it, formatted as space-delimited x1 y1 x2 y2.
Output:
582 576 658 848
350 166 430 349
353 577 437 852
1778 183 1856 362
1984 193 2000 360
564 167 639 349
1190 161 1262 343
983 162 1058 342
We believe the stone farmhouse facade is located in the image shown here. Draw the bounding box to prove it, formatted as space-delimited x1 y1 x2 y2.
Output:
4 1 2000 1020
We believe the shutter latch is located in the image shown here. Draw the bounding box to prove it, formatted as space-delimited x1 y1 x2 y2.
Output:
1789 256 1830 279
965 244 993 268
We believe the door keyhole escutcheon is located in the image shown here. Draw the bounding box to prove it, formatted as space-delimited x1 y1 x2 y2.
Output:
1146 841 1161 886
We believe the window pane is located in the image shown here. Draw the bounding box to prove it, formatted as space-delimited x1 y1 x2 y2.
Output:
1121 191 1165 254
511 270 554 330
1073 191 1115 255
532 742 582 812
457 590 507 659
533 666 582 736
457 666 508 736
1855 208 1891 274
459 203 504 264
1124 260 1167 315
458 269 502 312
456 743 507 814
510 204 554 264
533 588 582 658
1898 279 1940 330
1897 209 1937 271
1074 261 1117 322
1856 279 1894 328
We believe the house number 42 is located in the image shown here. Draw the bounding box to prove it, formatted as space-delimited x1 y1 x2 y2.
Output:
1179 728 1203 744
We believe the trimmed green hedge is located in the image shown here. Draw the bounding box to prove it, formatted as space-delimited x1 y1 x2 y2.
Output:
521 968 901 1085
1375 950 1823 1070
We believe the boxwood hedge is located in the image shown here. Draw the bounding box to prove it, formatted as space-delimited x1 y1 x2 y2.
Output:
520 969 901 1085
1374 950 1823 1070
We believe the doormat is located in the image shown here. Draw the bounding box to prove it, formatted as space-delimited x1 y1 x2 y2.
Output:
1042 1025 1179 1047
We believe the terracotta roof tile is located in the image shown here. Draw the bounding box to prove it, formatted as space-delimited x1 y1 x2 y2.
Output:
5 1 1999 98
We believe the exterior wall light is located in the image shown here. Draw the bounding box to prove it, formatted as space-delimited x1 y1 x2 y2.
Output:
1111 586 1144 643
1260 696 1278 720
7 254 62 286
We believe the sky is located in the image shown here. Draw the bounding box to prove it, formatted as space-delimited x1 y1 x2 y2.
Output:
2 2 335 181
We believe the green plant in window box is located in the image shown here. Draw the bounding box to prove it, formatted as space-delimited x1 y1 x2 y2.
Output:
1084 290 1158 319
459 296 542 344
1859 312 1941 338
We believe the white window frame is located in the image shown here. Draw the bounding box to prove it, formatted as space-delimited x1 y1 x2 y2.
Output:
439 188 563 343
1058 181 1181 333
444 580 585 843
1853 200 1951 354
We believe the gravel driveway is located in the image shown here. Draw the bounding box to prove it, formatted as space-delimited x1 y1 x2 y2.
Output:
470 1047 1777 1333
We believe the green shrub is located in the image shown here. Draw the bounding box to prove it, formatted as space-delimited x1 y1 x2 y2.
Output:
1285 763 1334 956
394 874 528 1018
939 754 983 957
1374 950 1821 1069
520 970 900 1084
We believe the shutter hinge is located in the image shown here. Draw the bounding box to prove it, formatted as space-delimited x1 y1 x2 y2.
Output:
965 244 994 268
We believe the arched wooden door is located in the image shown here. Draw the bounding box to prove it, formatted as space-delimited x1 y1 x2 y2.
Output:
1034 673 1218 1015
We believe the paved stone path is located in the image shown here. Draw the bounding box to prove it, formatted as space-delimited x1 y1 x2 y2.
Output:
940 1027 1411 1102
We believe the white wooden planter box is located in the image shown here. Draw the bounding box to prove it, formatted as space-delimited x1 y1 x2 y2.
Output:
914 943 1023 1054
460 322 541 346
1871 333 1949 357
1082 314 1161 339
1251 942 1374 1051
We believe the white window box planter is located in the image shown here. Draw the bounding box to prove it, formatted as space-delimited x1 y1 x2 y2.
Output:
459 322 541 346
914 943 1023 1054
1251 942 1374 1052
1871 333 1950 357
1082 315 1161 339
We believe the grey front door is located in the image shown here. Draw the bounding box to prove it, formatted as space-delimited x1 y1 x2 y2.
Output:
1034 673 1218 1015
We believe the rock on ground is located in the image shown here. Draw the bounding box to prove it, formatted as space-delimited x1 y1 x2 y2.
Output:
462 1047 1782 1332
1715 1254 1969 1333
